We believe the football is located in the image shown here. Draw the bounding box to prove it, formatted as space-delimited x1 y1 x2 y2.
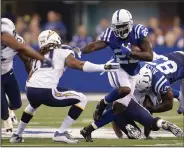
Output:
131 45 141 52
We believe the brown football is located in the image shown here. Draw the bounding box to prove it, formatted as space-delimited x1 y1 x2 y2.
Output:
131 45 141 52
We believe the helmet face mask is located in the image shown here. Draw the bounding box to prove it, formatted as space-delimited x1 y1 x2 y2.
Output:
111 9 133 39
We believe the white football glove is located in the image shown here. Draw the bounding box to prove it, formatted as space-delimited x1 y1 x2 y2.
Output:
103 62 120 72
100 59 116 75
72 46 82 58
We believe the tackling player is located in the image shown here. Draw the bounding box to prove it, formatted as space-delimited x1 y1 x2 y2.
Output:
10 30 119 144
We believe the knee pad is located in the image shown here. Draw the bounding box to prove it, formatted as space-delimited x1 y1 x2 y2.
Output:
24 104 36 115
112 102 127 114
75 93 88 110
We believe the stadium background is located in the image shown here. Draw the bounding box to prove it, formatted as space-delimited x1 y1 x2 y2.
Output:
2 0 184 93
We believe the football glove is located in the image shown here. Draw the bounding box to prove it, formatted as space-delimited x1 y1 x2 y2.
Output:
104 62 120 72
120 44 131 57
72 46 82 58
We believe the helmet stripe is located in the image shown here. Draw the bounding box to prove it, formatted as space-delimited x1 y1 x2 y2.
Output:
117 9 121 22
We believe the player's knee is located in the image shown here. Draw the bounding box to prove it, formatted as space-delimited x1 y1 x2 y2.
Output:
9 101 22 110
78 93 88 109
24 104 36 115
112 102 127 114
118 87 131 98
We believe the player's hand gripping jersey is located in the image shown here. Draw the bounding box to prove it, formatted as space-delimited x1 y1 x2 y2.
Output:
100 24 148 75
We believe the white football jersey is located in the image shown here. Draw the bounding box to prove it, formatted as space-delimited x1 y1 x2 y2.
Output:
1 34 24 75
26 45 74 88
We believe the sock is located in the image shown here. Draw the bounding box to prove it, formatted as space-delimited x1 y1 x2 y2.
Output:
58 116 75 133
94 108 115 128
16 112 33 136
16 121 27 136
156 118 165 128
105 89 120 104
8 109 15 118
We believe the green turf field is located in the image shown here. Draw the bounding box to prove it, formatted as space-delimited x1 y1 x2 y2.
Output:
2 100 184 147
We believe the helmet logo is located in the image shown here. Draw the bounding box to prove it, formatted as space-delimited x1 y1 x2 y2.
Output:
47 31 55 40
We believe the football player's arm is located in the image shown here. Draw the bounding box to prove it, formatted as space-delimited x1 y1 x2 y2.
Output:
149 89 174 113
111 121 123 138
1 32 45 61
81 40 108 54
65 53 105 72
130 36 153 61
18 53 32 74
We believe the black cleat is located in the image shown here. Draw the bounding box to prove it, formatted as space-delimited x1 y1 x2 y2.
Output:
80 127 93 142
93 99 107 121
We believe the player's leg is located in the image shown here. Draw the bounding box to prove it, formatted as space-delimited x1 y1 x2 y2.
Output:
1 74 13 134
4 70 21 124
178 79 184 114
81 97 183 142
42 87 87 143
10 87 41 143
94 69 133 121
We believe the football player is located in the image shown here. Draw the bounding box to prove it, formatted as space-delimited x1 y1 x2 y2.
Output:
110 51 184 139
1 18 51 134
10 30 119 144
79 9 183 142
74 9 153 122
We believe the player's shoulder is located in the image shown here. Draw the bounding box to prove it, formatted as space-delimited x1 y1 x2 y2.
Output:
57 44 75 57
100 27 114 42
1 18 15 35
133 24 148 39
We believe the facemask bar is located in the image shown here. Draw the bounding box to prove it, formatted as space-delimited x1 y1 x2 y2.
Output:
111 20 133 39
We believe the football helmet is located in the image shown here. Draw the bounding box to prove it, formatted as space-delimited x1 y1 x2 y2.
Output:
135 66 152 93
111 9 133 39
1 18 16 36
38 30 62 48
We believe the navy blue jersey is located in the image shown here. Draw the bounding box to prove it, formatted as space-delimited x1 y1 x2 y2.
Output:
147 51 184 84
100 24 148 76
144 63 170 96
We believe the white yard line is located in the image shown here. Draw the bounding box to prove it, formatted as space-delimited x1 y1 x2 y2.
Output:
2 128 177 139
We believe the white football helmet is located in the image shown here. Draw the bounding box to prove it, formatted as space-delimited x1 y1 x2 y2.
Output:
135 66 152 93
38 30 62 48
111 9 133 39
1 18 16 36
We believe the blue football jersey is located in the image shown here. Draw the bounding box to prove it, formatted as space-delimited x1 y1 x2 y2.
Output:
147 51 184 84
144 63 170 96
100 24 149 76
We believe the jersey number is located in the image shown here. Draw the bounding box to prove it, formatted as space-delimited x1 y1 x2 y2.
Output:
150 60 177 75
33 51 53 71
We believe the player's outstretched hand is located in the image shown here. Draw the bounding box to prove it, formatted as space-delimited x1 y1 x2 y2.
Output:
42 57 54 68
72 46 82 58
104 63 120 72
121 45 131 57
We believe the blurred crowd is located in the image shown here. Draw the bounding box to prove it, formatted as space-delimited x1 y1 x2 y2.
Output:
2 7 184 51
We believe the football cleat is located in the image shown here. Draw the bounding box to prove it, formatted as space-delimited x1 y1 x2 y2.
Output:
52 131 79 144
93 99 107 121
161 120 183 137
10 133 24 143
80 127 93 142
4 117 13 135
126 124 142 139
